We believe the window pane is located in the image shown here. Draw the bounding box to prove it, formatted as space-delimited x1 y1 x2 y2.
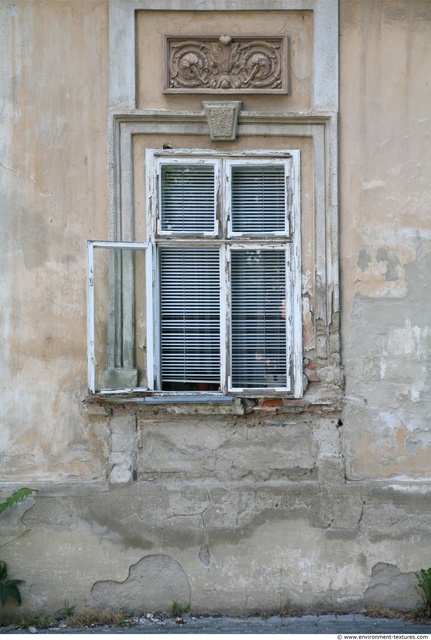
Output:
231 249 287 388
159 247 220 390
161 164 215 233
90 246 148 392
231 165 286 233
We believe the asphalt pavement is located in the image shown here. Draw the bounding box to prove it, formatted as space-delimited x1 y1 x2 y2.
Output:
2 613 431 635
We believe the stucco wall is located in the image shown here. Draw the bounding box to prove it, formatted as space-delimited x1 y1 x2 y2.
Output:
0 0 110 481
340 0 431 479
1 0 431 616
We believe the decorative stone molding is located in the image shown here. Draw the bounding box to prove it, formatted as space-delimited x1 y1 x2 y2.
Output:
108 111 340 408
165 35 288 94
203 100 242 141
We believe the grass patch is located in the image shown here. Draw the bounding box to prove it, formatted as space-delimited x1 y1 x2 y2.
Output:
171 601 190 616
364 606 431 623
364 607 401 619
0 612 55 629
66 609 132 629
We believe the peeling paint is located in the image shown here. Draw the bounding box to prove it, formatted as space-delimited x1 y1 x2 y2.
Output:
92 555 191 612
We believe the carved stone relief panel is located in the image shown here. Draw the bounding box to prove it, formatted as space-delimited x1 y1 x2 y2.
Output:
165 35 288 94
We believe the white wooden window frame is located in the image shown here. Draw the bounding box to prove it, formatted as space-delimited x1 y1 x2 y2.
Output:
147 149 302 397
87 240 153 395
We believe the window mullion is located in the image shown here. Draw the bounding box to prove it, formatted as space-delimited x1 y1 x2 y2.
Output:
222 157 231 238
220 244 230 394
220 159 230 393
153 244 161 390
146 243 155 390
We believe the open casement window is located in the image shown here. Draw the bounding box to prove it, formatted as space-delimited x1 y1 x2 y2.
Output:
87 150 301 397
87 241 152 394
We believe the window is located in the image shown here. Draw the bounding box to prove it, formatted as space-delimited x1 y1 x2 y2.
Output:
88 150 302 397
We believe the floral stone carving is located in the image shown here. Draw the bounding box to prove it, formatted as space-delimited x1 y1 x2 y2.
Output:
165 35 288 94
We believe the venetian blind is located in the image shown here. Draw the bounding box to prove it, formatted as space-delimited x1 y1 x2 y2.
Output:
159 247 220 387
160 164 215 233
230 164 286 234
231 249 287 388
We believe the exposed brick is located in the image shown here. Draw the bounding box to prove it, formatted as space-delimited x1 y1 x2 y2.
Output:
259 398 284 408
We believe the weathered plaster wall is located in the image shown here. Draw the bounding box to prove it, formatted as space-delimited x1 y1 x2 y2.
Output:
0 0 110 480
135 10 313 112
2 474 429 614
1 0 431 618
340 0 431 479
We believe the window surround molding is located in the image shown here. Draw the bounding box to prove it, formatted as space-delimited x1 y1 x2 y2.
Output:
98 0 340 407
109 110 338 324
108 0 338 112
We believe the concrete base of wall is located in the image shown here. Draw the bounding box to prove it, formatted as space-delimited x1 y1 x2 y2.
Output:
1 464 428 614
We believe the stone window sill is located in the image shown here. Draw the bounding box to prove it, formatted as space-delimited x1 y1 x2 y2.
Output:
84 383 342 417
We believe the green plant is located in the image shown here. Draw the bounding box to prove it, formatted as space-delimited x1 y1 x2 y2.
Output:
416 567 431 616
66 609 126 629
0 488 37 516
0 612 54 629
0 487 37 607
0 561 23 606
55 600 76 619
118 613 134 628
364 606 401 619
171 600 190 616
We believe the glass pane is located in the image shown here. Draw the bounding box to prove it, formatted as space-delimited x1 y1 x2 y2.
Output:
91 246 148 391
231 165 286 234
159 246 220 391
161 164 215 233
231 249 287 388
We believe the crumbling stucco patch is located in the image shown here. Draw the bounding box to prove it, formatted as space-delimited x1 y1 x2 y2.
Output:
91 554 191 612
364 562 421 611
22 498 78 532
137 417 317 482
109 415 138 484
310 487 363 532
353 243 416 298
357 249 371 271
198 544 211 567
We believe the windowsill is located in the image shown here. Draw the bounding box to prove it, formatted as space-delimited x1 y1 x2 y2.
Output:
85 393 245 416
84 383 342 417
85 393 236 404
